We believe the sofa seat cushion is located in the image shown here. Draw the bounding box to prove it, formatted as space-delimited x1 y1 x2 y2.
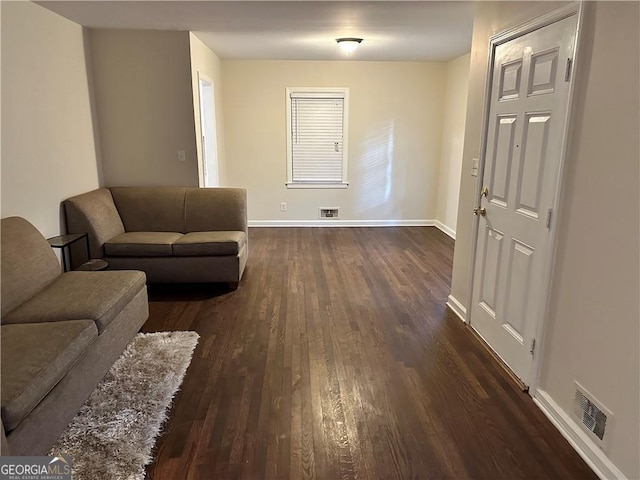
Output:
172 231 246 256
2 271 146 334
1 320 98 431
105 232 183 257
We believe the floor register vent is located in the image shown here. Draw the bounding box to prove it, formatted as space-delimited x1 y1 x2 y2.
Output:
572 381 612 449
319 207 340 219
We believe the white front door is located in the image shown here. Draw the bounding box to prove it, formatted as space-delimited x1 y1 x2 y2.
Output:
470 13 578 386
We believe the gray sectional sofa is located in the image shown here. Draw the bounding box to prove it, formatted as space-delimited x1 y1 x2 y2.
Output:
0 216 149 455
64 187 248 286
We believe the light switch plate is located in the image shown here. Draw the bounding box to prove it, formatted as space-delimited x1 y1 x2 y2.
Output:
471 157 479 177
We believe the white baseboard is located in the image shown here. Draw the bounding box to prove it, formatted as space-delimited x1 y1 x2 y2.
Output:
446 294 467 323
248 219 435 227
533 390 627 480
435 221 456 239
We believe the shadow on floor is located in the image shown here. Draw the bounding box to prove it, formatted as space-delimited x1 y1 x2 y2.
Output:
146 283 235 302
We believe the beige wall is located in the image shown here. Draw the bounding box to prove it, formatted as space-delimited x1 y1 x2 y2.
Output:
189 33 227 186
539 3 639 478
89 29 198 187
222 60 445 223
1 1 101 237
435 53 470 237
449 2 639 477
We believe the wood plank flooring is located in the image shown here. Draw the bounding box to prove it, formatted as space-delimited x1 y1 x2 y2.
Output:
143 227 597 480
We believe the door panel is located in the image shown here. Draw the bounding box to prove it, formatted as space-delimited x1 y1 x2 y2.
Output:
470 14 577 385
480 228 504 318
517 114 551 217
503 239 535 341
491 116 517 207
500 60 523 100
529 48 559 95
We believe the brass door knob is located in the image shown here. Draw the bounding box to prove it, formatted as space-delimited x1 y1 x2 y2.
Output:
473 207 487 216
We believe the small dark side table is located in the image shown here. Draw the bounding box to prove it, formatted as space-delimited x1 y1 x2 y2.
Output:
47 233 108 272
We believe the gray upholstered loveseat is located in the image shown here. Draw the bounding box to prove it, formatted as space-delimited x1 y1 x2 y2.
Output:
64 187 248 286
0 216 148 455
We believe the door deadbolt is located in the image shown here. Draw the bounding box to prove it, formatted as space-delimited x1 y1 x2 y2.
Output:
473 207 487 216
481 187 489 197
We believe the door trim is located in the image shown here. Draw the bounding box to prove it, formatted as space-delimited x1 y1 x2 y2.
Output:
465 2 585 395
196 71 219 187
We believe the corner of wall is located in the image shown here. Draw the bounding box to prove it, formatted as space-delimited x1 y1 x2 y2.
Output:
435 52 470 239
446 294 467 323
81 27 105 187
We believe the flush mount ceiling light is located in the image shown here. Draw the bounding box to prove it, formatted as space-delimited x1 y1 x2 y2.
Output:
336 37 363 54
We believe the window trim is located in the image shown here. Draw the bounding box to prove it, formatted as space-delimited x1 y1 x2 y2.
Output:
285 87 350 189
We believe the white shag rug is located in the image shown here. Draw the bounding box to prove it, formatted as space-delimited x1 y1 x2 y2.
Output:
51 331 199 480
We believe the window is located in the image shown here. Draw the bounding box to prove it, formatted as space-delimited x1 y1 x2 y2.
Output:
286 87 349 188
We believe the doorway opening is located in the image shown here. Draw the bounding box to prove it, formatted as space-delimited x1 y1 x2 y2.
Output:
198 74 219 187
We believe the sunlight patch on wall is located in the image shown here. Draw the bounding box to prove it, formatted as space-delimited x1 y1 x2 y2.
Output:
355 120 395 216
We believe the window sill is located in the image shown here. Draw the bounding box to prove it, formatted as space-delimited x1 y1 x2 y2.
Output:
286 182 349 189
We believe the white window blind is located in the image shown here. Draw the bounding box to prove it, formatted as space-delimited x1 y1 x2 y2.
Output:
286 88 349 188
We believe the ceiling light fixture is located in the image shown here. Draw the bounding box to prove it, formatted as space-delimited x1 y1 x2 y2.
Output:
336 37 363 54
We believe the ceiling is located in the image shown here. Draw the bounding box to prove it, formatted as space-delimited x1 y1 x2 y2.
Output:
38 1 475 62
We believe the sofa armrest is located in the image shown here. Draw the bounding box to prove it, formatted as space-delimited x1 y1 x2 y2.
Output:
65 189 125 258
1 418 9 456
1 217 61 318
184 188 248 238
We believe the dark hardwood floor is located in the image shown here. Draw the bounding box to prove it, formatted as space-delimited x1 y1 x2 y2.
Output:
143 227 597 480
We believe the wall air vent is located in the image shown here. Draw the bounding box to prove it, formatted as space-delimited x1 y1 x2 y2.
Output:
319 207 340 219
572 381 612 450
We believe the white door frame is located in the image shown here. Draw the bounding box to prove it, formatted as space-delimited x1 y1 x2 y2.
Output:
197 71 219 187
465 2 585 395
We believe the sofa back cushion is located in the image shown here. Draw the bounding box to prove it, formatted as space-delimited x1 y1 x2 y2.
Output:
110 187 187 233
1 217 61 318
65 188 125 259
184 188 248 234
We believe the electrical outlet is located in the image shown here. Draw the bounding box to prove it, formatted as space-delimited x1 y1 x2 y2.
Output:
178 150 186 162
280 202 287 212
